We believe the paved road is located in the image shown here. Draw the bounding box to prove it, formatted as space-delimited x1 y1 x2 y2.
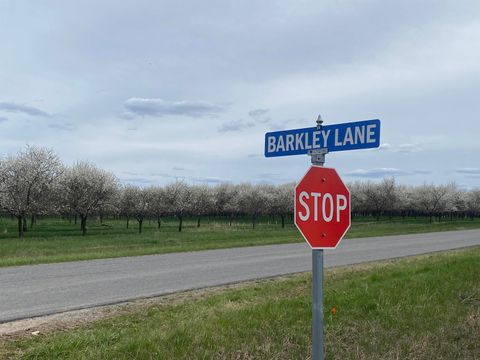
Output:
1 229 479 323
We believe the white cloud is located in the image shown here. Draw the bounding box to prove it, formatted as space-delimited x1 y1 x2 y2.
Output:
258 21 480 110
377 143 392 150
124 98 226 118
345 168 431 178
48 122 75 131
455 168 480 175
375 143 423 153
248 108 269 118
395 144 423 153
248 108 270 123
0 102 50 117
120 171 230 186
218 119 255 133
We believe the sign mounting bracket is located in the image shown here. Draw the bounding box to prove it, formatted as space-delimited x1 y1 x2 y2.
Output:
308 148 328 166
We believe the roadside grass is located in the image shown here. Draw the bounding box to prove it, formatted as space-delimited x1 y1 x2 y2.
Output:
1 247 478 359
1 216 480 267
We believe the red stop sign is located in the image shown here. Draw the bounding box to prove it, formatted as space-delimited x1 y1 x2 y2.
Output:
295 166 351 249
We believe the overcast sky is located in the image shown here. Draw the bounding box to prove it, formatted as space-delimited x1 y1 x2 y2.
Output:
1 0 479 188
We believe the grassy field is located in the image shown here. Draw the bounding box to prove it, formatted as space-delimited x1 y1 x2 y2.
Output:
1 247 478 359
1 216 480 267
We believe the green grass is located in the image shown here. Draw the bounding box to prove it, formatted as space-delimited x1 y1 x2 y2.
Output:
2 247 479 359
1 215 480 268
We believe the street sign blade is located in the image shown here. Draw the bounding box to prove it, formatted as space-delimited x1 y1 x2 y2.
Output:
265 119 380 157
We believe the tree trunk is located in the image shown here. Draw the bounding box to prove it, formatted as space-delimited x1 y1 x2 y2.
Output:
74 214 77 225
178 216 183 232
100 214 103 224
30 215 35 229
197 216 201 228
138 219 143 234
17 215 24 238
252 215 256 229
281 214 285 229
81 215 87 236
157 215 161 229
22 216 28 232
126 216 129 229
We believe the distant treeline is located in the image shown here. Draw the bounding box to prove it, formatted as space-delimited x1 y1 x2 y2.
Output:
1 146 479 237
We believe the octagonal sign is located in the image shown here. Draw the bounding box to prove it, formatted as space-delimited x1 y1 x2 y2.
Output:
295 166 351 249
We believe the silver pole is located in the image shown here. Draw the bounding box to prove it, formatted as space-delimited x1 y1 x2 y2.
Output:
309 115 328 360
312 248 324 360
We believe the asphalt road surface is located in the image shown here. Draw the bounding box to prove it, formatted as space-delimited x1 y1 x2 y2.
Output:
1 229 479 323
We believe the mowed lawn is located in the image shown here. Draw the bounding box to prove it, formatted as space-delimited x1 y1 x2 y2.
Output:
1 216 480 267
1 247 478 359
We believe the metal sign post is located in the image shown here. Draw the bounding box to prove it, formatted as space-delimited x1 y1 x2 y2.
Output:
310 117 327 360
312 248 324 360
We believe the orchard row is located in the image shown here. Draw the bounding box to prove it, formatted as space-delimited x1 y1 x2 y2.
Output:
1 146 479 237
